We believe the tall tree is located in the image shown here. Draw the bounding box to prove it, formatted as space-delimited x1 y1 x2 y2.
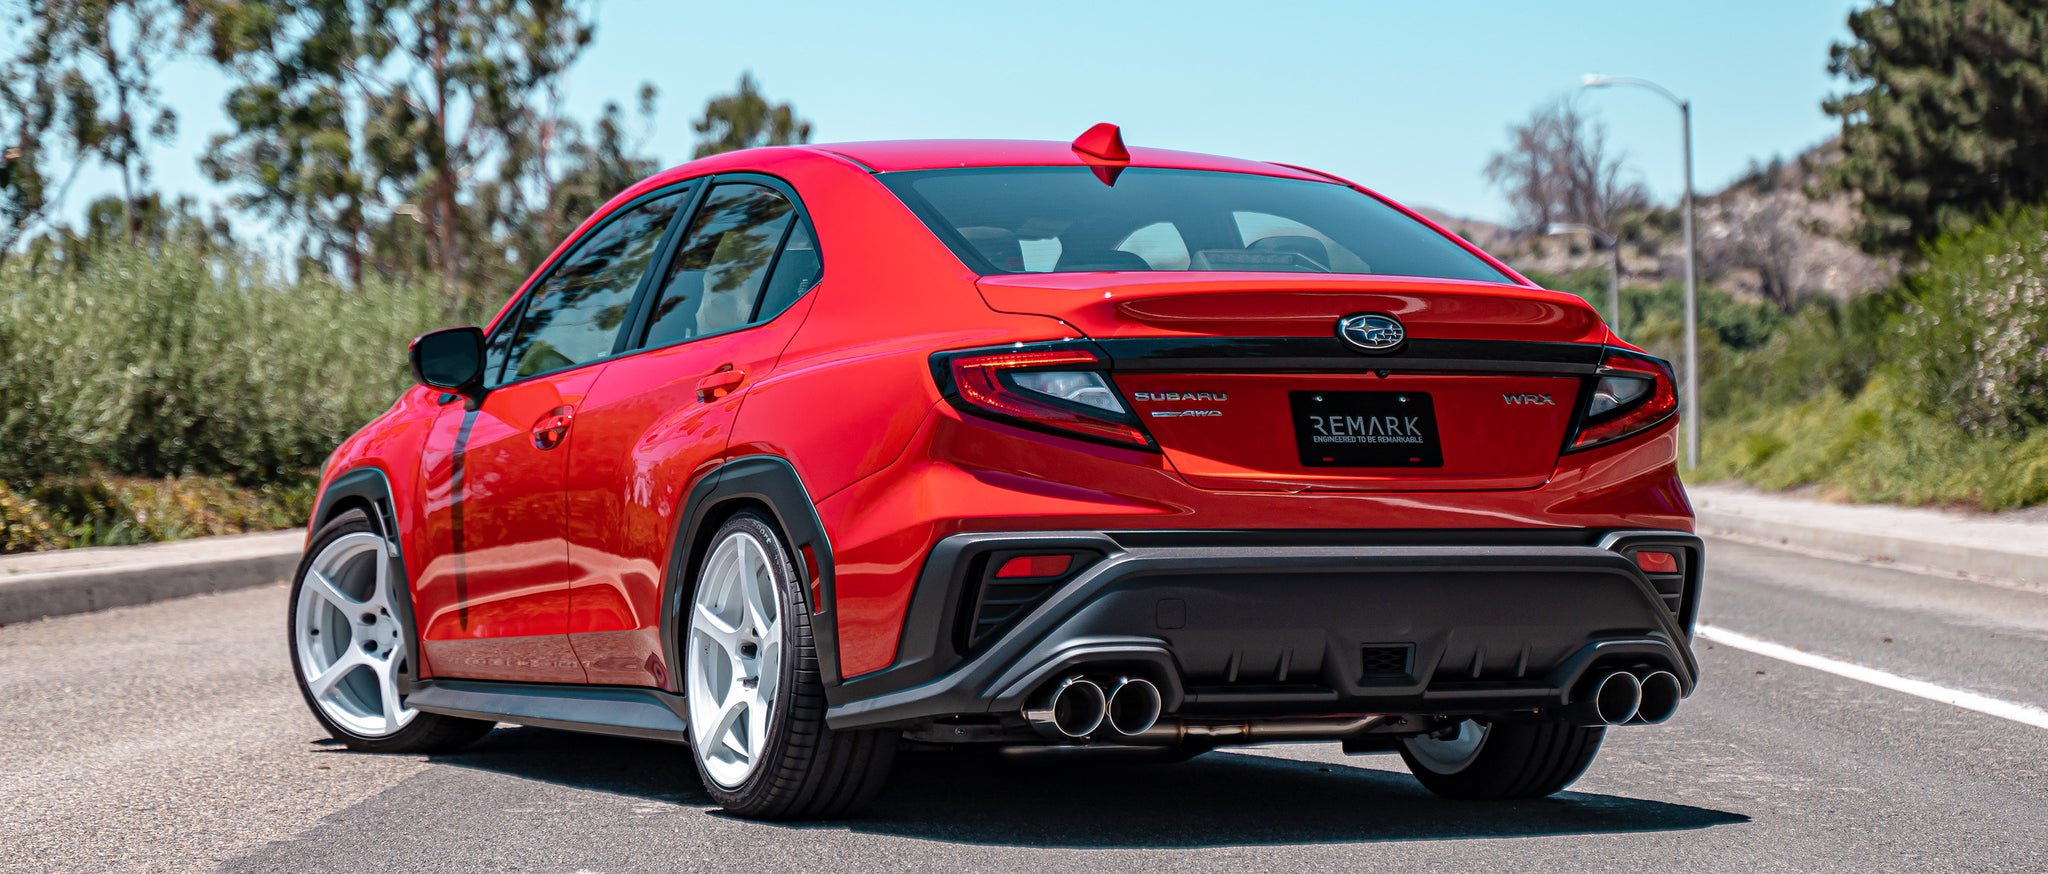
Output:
1484 98 1645 233
191 0 389 285
0 0 180 262
1825 0 2048 254
691 72 811 158
192 0 606 297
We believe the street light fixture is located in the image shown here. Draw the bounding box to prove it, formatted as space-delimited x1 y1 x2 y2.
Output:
1581 73 1699 471
1544 222 1621 336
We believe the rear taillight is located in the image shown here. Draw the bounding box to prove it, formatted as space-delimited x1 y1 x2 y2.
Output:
1567 349 1678 452
933 343 1156 450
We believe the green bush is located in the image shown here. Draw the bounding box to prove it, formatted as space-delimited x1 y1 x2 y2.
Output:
1893 202 2048 436
0 240 460 485
1695 202 2048 509
1697 377 2048 510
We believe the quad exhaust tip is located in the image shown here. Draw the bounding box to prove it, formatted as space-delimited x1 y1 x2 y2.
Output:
1631 670 1682 725
1025 676 1107 739
1106 677 1163 736
1588 670 1643 726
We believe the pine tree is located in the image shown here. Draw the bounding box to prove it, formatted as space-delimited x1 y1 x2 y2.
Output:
1825 0 2048 254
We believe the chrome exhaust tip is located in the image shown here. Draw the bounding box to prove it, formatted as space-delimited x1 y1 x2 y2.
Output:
1568 670 1642 726
1594 670 1643 725
1630 671 1682 725
1105 677 1163 737
1024 676 1106 739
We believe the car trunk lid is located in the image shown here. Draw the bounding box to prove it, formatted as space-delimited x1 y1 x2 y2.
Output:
977 273 1607 492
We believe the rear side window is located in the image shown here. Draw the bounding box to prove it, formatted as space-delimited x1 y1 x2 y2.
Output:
494 189 687 383
643 183 802 347
881 166 1510 283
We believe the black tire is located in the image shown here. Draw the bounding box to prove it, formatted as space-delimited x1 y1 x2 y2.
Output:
289 509 494 754
1398 719 1603 800
686 511 897 819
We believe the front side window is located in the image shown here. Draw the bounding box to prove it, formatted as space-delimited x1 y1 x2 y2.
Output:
880 167 1511 283
642 182 812 348
494 188 688 383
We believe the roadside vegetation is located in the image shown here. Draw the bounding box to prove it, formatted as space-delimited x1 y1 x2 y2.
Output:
0 236 458 551
0 0 814 552
1535 200 2048 511
1509 0 2048 512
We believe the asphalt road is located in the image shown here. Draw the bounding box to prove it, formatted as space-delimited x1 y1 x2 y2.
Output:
4 538 2045 873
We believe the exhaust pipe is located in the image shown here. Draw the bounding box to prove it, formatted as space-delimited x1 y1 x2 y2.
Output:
1567 670 1642 726
1105 677 1163 737
1024 676 1106 739
1630 671 1682 725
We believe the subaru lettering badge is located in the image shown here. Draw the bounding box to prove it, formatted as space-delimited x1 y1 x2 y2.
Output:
1337 313 1406 353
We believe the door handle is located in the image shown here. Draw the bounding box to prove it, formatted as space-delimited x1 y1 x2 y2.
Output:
695 367 746 402
531 406 574 450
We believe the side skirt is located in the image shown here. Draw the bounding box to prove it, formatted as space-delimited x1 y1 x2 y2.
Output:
409 679 692 744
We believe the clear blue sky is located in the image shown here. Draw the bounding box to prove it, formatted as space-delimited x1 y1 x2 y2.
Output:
121 0 1858 229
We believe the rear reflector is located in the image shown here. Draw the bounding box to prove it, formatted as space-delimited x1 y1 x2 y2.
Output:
996 554 1074 579
1635 550 1680 573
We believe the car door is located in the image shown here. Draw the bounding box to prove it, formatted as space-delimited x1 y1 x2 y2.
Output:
564 177 826 686
413 185 692 683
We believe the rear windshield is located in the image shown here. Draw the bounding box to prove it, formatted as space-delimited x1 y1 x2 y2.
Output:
879 166 1512 283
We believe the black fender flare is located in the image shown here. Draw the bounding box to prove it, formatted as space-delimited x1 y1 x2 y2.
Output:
305 466 425 692
660 455 843 689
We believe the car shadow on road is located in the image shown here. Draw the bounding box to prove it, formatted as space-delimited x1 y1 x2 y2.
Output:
435 727 1748 849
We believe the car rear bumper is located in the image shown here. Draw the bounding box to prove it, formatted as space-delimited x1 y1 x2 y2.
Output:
824 528 1702 730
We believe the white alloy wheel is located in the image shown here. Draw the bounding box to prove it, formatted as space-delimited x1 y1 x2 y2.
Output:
293 530 415 738
1402 719 1490 774
687 529 786 789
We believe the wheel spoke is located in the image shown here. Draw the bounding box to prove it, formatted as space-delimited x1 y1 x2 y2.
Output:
373 657 405 725
745 686 769 758
740 547 776 635
365 548 393 614
303 567 362 612
709 695 749 760
756 635 781 703
308 648 369 699
693 602 742 653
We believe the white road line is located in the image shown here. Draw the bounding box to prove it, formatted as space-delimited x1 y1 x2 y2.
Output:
1697 625 2048 731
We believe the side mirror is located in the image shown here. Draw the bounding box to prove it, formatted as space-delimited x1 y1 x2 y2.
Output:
409 326 487 406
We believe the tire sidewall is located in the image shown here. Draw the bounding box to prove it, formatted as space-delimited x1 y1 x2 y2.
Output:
688 511 811 809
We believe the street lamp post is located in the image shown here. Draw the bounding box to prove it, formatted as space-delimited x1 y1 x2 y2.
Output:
1582 74 1698 471
1544 222 1622 335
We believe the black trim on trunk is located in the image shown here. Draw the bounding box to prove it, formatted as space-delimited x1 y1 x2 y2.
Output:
1093 336 1605 374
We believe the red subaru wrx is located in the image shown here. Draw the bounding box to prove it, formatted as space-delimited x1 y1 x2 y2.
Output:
291 125 1699 819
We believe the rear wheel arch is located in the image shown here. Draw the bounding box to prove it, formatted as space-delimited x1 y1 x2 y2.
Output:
662 455 843 690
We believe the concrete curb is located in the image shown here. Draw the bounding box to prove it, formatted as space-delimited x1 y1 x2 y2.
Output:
0 531 303 626
1693 496 2048 590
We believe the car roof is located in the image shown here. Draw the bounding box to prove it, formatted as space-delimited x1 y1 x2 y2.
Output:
804 139 1334 181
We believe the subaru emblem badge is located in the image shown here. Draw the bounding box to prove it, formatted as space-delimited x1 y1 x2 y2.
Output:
1337 313 1406 354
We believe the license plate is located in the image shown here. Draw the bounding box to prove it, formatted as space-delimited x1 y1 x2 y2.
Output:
1290 391 1444 468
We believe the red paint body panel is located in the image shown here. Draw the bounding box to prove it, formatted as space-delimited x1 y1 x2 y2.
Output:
414 367 602 684
563 294 817 686
975 273 1606 342
306 136 1693 693
1118 371 1579 491
817 405 1689 676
